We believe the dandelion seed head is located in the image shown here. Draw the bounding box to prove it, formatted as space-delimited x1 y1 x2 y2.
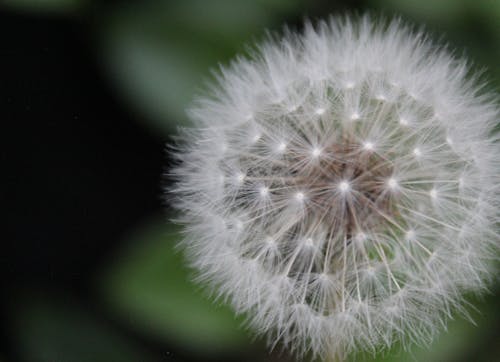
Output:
171 15 500 360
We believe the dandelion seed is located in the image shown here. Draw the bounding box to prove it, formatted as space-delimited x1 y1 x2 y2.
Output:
170 15 499 361
235 173 245 184
363 141 374 151
276 142 287 153
355 232 367 242
295 191 305 201
311 147 322 158
388 177 398 190
405 229 416 241
251 133 261 143
305 238 314 247
350 112 360 121
338 180 351 193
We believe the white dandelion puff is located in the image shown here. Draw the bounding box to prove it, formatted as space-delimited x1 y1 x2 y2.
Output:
170 15 500 361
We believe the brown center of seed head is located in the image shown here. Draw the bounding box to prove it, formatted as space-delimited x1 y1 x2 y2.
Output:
292 139 395 241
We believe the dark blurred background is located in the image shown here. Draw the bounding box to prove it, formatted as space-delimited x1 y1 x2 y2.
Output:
1 1 499 361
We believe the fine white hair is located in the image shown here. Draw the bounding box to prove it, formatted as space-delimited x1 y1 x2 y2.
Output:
169 15 499 360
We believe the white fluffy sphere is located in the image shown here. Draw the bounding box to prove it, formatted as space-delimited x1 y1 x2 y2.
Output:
170 16 499 360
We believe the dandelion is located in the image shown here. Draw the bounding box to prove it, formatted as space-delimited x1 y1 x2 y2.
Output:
170 15 499 360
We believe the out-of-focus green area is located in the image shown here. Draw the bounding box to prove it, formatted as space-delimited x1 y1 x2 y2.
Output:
100 221 249 356
11 293 155 362
98 0 300 135
3 0 499 361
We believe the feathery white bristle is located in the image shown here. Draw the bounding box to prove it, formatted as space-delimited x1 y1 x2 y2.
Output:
170 15 500 360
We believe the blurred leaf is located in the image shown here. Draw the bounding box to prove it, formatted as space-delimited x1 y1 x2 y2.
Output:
100 220 250 357
369 0 465 23
2 0 86 13
473 0 500 21
11 294 155 362
96 0 301 135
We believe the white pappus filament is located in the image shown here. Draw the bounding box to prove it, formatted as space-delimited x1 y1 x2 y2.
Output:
170 15 500 361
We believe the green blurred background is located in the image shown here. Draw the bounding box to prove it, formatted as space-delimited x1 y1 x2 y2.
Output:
1 1 498 361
